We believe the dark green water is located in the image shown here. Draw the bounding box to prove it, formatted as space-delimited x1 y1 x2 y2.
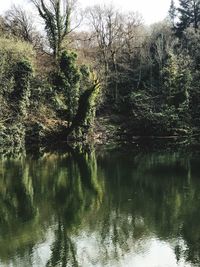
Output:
0 148 200 267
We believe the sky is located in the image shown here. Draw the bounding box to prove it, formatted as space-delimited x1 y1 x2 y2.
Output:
0 0 179 25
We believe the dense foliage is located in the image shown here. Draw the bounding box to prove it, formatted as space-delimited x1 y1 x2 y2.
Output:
85 0 200 137
0 0 200 148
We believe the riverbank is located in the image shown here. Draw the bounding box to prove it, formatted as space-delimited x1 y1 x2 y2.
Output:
1 109 200 157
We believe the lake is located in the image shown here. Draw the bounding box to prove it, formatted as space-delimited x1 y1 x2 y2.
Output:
0 146 200 267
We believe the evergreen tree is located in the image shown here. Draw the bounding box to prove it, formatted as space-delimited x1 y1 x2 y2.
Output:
162 52 178 104
177 0 200 34
169 0 177 28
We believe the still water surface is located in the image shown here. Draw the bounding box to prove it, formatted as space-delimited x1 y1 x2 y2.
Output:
0 148 200 267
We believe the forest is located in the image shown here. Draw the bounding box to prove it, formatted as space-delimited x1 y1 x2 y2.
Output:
0 0 200 150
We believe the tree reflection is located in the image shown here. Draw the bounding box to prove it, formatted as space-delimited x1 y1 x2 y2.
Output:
0 149 200 266
0 148 104 266
97 151 200 266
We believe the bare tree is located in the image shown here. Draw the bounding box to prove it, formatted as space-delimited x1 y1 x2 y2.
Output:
86 5 124 99
86 5 143 100
5 5 35 43
5 5 43 48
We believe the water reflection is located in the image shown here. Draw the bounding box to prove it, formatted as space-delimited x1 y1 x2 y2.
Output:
0 149 200 266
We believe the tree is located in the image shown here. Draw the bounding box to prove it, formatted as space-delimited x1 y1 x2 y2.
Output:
31 0 77 59
86 5 143 101
52 50 81 122
162 52 178 104
4 5 43 48
52 50 100 138
145 22 178 89
169 0 177 28
161 51 191 130
5 5 35 43
12 60 33 118
177 0 200 34
86 5 122 79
